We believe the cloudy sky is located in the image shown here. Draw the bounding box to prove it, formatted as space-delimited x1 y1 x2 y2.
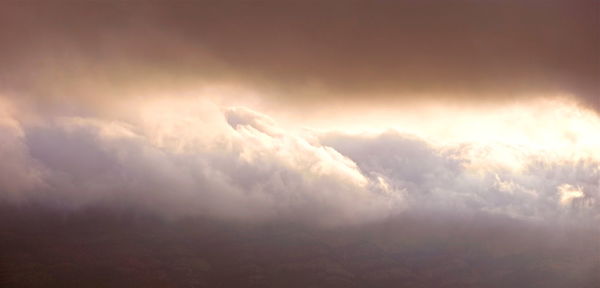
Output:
1 0 598 224
0 1 599 286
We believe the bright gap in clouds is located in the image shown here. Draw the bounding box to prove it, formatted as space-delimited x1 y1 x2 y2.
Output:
135 91 600 174
266 95 600 172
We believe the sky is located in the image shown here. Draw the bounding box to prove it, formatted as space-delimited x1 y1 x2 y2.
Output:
1 0 598 224
0 1 599 286
0 0 599 233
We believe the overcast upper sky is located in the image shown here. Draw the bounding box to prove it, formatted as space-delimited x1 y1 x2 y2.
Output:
1 1 598 113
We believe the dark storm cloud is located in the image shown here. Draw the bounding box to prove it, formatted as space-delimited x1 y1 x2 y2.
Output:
0 0 597 111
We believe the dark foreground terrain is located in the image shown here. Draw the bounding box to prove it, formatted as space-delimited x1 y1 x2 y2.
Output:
1 205 598 288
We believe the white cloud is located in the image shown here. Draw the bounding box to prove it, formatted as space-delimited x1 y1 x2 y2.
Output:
3 100 399 225
321 131 599 224
558 184 585 206
0 97 598 226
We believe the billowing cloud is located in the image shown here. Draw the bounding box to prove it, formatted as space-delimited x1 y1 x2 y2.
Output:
322 131 600 224
3 100 399 225
0 96 597 227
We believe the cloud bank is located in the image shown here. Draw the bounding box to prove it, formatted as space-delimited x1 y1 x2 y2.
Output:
1 97 598 227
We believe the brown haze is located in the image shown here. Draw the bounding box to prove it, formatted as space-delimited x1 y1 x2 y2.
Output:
1 1 598 113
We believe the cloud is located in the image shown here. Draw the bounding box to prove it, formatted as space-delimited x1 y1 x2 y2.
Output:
0 1 597 114
321 131 600 224
558 184 585 206
0 3 597 285
2 101 398 225
0 96 597 227
0 100 44 201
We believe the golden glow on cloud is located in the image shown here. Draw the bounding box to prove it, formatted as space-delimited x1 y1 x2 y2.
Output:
103 89 600 175
558 184 585 206
257 94 599 171
0 89 598 224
